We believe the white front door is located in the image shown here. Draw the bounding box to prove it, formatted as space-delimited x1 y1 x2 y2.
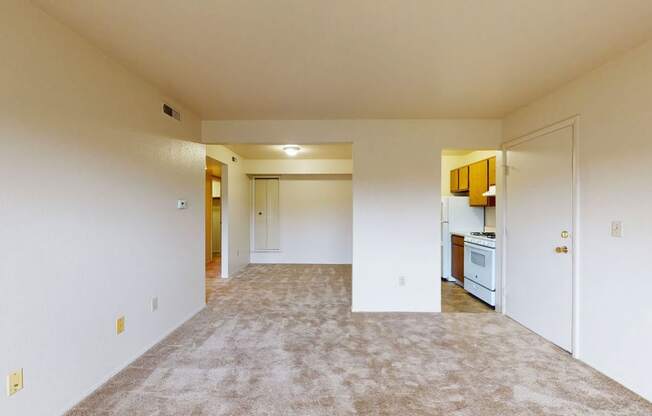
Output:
505 124 574 351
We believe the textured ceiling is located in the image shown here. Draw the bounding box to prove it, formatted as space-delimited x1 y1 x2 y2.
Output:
34 0 652 119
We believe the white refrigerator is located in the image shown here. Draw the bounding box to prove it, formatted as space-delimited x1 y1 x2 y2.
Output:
441 196 484 281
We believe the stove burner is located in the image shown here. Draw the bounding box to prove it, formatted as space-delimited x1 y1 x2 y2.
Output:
470 232 496 239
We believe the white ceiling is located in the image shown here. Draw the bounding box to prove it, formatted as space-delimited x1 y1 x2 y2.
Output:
225 144 352 160
34 1 652 119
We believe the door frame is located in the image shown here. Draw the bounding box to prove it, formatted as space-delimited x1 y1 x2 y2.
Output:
500 115 581 357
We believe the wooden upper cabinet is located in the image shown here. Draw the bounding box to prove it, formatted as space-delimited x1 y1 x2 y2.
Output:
488 157 496 186
458 166 469 191
469 160 489 206
450 169 459 193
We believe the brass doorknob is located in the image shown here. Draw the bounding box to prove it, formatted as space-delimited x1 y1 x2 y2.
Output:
555 246 569 254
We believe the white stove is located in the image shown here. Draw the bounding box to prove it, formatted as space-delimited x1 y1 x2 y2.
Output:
464 232 496 248
463 232 496 306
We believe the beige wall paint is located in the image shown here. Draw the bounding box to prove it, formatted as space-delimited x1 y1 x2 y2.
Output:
203 119 503 312
504 38 652 402
251 177 353 264
459 150 499 166
0 2 204 416
205 145 251 277
243 159 352 175
243 158 353 264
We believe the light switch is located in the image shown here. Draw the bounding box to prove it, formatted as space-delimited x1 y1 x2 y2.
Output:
7 369 23 396
611 221 623 238
177 200 188 209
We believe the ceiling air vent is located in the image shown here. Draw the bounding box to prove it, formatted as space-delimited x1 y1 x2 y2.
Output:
163 103 181 121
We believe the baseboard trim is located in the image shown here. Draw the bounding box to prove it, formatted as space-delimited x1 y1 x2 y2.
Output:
57 304 206 416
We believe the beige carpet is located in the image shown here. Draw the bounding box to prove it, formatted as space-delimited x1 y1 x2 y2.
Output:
67 264 651 415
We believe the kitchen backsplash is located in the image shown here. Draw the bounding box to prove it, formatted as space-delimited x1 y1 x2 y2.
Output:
485 206 496 231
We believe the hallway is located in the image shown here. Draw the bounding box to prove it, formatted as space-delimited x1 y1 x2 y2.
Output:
205 256 221 303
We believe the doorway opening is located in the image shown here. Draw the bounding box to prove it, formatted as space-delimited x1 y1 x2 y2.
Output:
205 156 225 303
440 149 501 313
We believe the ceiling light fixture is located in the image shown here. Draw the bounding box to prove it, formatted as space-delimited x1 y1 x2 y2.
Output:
282 145 301 156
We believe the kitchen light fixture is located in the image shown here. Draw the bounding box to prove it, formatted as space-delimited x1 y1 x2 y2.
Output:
282 145 301 156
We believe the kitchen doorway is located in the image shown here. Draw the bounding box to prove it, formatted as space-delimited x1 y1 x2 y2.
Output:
440 149 501 313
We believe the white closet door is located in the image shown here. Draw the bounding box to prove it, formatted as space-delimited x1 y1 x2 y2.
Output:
505 125 574 351
265 178 280 249
254 178 280 250
254 179 268 250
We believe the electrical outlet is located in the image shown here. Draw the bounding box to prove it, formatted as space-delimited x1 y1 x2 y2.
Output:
116 316 125 335
151 297 158 312
7 369 23 396
611 221 623 238
398 276 406 287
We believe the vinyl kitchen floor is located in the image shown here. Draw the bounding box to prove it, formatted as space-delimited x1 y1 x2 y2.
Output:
67 264 652 415
205 255 221 303
441 280 495 313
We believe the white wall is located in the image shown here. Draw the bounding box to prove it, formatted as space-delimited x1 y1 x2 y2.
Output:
504 39 652 402
205 145 251 276
251 176 352 264
203 120 503 312
244 158 352 175
0 2 204 415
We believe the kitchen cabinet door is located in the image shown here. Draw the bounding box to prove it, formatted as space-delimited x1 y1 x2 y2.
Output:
458 165 469 191
488 157 496 186
469 160 489 206
450 169 459 193
451 242 465 283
